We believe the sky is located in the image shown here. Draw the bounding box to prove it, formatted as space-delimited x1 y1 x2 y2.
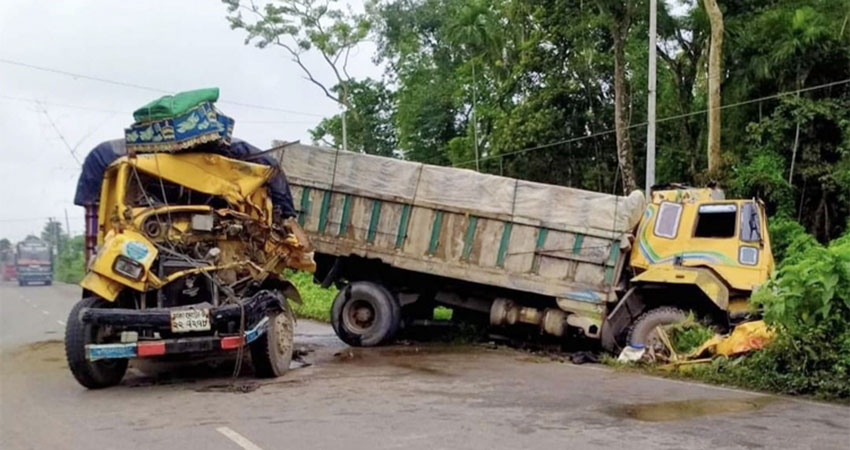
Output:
0 0 379 241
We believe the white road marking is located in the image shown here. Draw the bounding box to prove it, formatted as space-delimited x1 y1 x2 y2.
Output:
216 426 265 450
57 320 66 326
42 310 50 316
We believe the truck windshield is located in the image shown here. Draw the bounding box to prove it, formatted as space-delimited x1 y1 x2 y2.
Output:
19 248 50 260
694 204 737 238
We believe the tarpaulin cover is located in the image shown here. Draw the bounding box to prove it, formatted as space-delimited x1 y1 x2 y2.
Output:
132 88 220 122
278 144 646 237
74 139 127 206
74 138 295 217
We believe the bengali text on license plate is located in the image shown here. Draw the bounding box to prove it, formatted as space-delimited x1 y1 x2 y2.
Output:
170 309 211 333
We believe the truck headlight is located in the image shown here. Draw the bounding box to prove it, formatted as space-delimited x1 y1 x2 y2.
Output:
113 255 144 280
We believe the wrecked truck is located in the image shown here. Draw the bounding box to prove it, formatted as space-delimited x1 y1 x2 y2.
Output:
67 137 314 389
275 143 774 355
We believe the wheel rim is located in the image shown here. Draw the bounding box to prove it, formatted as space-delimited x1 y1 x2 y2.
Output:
273 311 293 357
342 299 377 334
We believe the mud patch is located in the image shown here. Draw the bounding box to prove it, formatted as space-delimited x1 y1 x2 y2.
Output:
2 339 66 373
195 382 260 393
607 396 780 422
11 339 63 354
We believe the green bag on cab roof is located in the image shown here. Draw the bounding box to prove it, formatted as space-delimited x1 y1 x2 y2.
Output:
132 87 220 122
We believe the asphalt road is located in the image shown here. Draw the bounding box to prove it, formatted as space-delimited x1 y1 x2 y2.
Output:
0 281 848 450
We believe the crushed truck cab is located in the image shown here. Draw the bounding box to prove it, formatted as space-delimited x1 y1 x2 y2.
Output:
68 149 314 389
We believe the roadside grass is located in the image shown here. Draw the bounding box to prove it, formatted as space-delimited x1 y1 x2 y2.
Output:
287 270 335 322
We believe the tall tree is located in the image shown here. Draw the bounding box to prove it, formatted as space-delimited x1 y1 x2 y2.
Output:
40 219 65 252
704 0 724 173
223 0 372 151
597 0 638 193
310 78 398 156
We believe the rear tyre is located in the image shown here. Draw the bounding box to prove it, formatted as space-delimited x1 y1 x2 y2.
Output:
65 297 128 389
250 306 295 378
627 307 688 358
18 279 25 287
332 281 400 347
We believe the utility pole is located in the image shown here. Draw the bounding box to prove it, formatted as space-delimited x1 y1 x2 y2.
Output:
472 61 480 172
64 208 71 238
645 0 657 200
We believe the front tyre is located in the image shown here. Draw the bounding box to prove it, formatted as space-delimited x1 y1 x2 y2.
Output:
64 297 128 389
331 281 400 347
250 306 295 378
627 307 688 359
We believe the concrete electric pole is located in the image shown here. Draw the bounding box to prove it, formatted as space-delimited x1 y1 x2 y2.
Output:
645 0 657 200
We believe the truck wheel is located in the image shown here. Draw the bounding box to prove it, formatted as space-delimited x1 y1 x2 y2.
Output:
250 306 295 378
627 307 687 357
332 281 400 347
65 297 128 389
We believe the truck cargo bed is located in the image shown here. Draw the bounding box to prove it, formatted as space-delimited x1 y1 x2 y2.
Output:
277 144 645 306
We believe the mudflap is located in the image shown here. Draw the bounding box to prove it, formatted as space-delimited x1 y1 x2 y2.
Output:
600 287 646 353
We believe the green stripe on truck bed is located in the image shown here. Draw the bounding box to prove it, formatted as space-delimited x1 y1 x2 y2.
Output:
318 190 332 233
532 227 548 273
428 210 443 255
367 199 382 243
298 187 311 226
496 223 513 267
462 216 478 260
395 204 411 249
338 194 352 236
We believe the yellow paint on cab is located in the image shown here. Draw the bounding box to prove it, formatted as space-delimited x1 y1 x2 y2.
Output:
630 187 774 299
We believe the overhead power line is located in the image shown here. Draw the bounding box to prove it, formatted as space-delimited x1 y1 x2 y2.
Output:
0 95 318 125
0 58 326 118
453 77 850 167
0 215 84 223
35 101 83 166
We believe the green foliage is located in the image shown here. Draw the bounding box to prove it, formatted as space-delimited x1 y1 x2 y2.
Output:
669 315 715 354
679 231 850 400
310 79 398 156
55 235 85 284
40 218 66 251
287 270 336 322
766 214 820 265
753 233 850 329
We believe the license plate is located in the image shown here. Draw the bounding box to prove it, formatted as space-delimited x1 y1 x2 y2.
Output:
170 309 211 333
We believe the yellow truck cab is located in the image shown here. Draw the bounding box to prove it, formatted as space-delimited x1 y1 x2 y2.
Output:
68 149 314 389
601 185 774 352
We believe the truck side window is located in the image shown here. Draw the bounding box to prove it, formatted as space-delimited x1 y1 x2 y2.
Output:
654 202 682 239
740 202 761 242
694 204 737 238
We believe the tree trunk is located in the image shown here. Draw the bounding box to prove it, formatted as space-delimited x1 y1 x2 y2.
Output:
613 26 637 193
704 0 724 173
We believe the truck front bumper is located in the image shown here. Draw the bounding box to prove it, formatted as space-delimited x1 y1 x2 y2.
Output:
18 273 52 283
85 317 268 361
80 290 283 333
79 290 284 361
